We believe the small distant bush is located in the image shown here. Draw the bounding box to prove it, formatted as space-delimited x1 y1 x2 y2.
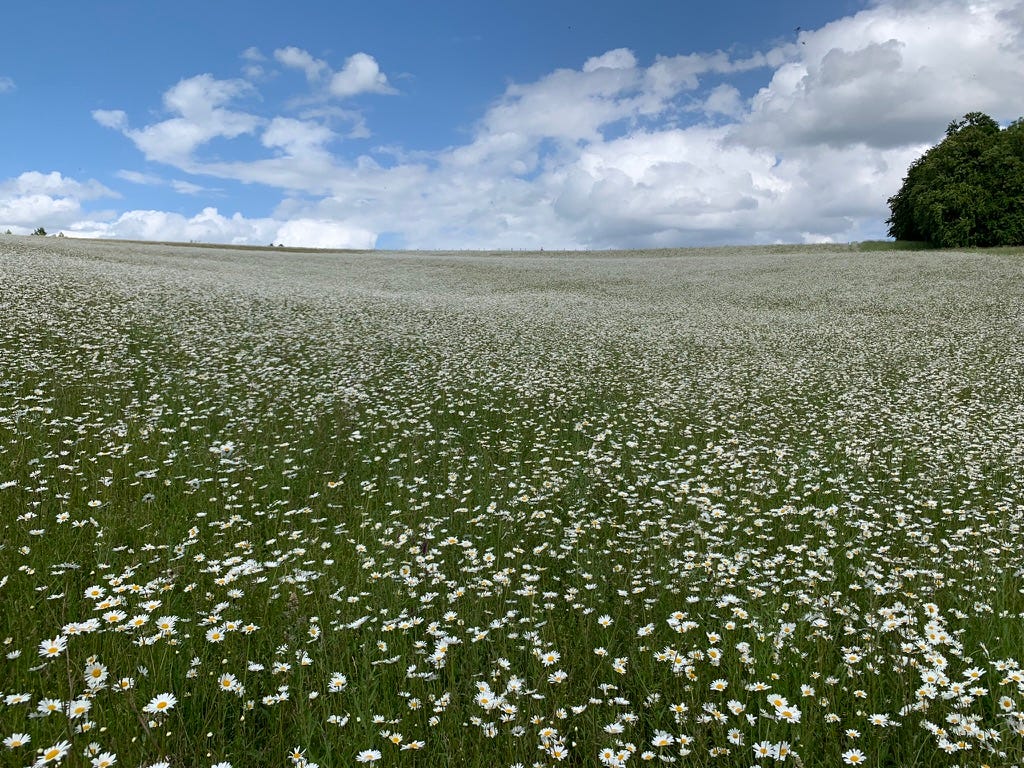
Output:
32 227 47 236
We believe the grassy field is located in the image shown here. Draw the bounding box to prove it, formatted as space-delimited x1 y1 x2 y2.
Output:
2 236 1024 768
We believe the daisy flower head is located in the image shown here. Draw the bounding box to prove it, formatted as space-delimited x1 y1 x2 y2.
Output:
328 672 348 692
355 749 381 763
143 692 177 715
842 748 867 765
91 752 117 768
218 673 239 692
39 636 68 658
35 739 71 764
3 732 30 748
540 649 561 667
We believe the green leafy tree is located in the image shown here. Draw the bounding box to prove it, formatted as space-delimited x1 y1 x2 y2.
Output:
32 226 47 236
887 112 1024 247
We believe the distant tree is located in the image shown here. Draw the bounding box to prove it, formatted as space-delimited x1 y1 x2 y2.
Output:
32 227 47 236
3 229 10 235
887 112 1024 247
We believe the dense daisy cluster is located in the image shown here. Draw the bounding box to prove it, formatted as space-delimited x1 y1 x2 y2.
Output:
2 237 1024 767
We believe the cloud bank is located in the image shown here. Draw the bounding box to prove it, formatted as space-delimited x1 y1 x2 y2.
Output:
5 0 1024 249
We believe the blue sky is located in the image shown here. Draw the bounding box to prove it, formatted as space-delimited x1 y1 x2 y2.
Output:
2 0 1023 249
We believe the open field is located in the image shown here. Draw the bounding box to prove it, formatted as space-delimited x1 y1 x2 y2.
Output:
2 236 1024 768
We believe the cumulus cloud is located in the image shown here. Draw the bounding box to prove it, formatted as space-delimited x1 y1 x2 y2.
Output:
274 46 329 82
0 172 117 232
94 74 261 166
272 46 395 99
261 116 336 157
274 218 376 249
329 52 395 98
732 0 1024 149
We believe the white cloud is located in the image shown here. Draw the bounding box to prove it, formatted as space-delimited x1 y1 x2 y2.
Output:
583 48 638 72
702 84 744 118
170 179 207 195
261 116 335 157
92 109 128 130
733 0 1024 149
81 0 1024 249
274 46 329 82
116 169 164 185
274 218 375 249
0 172 117 232
0 76 14 93
329 52 395 98
94 75 262 166
116 169 211 195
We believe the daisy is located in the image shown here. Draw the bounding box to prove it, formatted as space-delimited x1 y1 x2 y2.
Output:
842 748 867 765
355 749 381 763
37 698 62 716
84 661 109 685
39 636 68 657
35 740 71 764
67 699 92 718
3 733 30 748
218 673 239 692
328 673 348 692
91 752 117 768
143 692 177 715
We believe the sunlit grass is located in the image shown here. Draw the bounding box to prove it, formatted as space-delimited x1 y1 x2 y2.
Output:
2 236 1024 767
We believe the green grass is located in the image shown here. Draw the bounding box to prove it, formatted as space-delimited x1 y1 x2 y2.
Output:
855 240 936 251
2 237 1024 767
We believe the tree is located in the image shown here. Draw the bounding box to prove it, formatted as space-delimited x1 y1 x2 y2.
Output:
32 227 47 236
887 112 1024 247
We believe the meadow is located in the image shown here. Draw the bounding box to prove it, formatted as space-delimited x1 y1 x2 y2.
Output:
2 235 1024 768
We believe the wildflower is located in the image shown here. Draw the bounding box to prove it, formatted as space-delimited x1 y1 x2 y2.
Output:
597 614 613 627
328 673 348 692
3 733 30 748
650 730 674 747
355 749 381 763
710 678 728 691
84 661 109 685
91 752 117 768
35 740 71 764
752 741 773 759
776 705 802 723
205 627 226 643
540 649 561 666
842 748 867 765
218 673 239 692
143 692 177 715
37 698 62 716
39 636 68 657
67 699 92 718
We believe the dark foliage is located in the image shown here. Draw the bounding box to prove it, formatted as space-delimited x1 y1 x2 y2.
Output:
887 112 1024 247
